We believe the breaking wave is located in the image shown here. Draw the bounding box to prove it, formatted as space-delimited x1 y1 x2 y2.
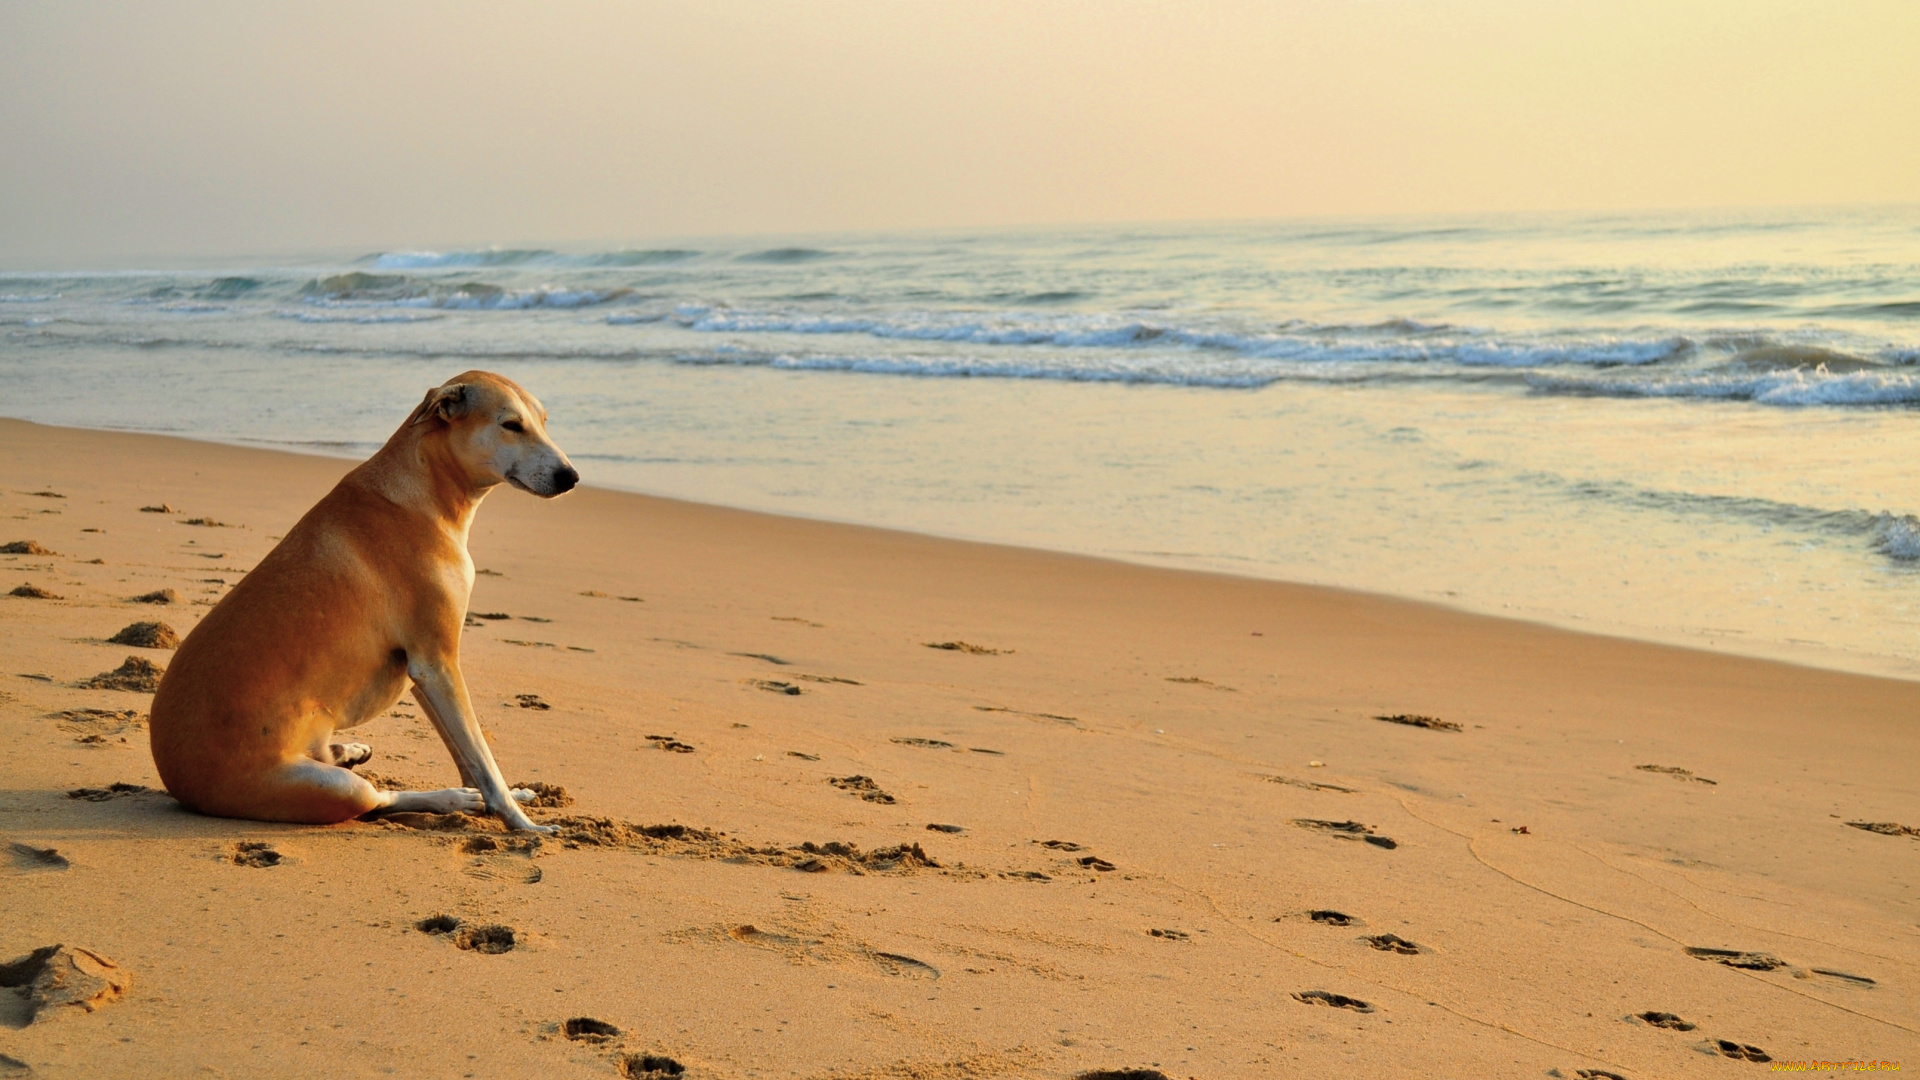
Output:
300 272 632 310
366 248 701 269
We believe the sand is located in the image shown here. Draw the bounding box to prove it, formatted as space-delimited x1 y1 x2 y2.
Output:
0 415 1915 1078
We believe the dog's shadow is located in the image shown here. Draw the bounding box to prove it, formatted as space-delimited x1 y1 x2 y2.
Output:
0 786 394 848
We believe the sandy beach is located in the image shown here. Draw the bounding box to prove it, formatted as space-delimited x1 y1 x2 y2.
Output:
2 415 1916 1078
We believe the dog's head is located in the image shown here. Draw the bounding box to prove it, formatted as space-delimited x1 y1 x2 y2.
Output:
408 371 578 497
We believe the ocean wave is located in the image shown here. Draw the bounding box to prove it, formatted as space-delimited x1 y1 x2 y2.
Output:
272 310 445 324
736 247 833 264
301 272 633 310
202 277 264 299
369 249 556 269
1545 474 1920 564
661 306 1690 368
1528 365 1920 407
0 294 57 303
366 248 700 269
669 347 1394 389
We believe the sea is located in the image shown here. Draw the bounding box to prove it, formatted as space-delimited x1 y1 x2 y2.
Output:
5 207 1920 678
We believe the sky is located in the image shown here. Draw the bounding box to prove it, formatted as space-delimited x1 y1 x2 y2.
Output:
2 0 1916 265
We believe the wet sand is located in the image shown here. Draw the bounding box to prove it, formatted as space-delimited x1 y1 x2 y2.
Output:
1 416 1916 1078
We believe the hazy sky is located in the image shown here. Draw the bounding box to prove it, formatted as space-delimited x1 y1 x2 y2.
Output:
3 1 1915 264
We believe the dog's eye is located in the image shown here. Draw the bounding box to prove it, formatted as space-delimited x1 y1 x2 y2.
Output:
501 420 525 433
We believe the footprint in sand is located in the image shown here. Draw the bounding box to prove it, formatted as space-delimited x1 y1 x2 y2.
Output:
1363 933 1421 955
786 751 820 761
1075 1071 1171 1080
923 641 1007 655
130 589 178 605
1810 967 1876 986
1636 764 1717 785
619 1054 685 1078
0 945 131 1024
1375 713 1461 732
66 783 151 802
454 925 516 954
1037 840 1086 851
7 842 69 872
925 823 965 834
416 914 461 935
1846 820 1920 838
1000 870 1051 882
892 737 956 749
53 707 145 745
646 734 697 753
1293 989 1375 1013
828 775 896 804
1714 1039 1772 1062
731 651 791 666
1147 928 1189 941
563 1017 621 1043
727 924 938 980
1635 1011 1695 1030
752 679 803 695
1164 676 1236 691
1684 946 1784 971
1306 910 1360 927
1575 1071 1628 1080
230 841 282 867
973 705 1077 725
1292 818 1397 849
1264 774 1357 793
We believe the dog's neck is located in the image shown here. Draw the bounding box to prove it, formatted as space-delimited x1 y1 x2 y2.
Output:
355 427 496 541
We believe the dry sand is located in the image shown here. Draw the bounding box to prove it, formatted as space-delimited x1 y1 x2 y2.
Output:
1 416 1916 1078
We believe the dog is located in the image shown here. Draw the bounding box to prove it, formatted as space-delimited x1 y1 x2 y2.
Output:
149 371 577 833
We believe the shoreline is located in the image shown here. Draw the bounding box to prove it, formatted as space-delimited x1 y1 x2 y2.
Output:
3 416 1918 1077
16 414 1917 685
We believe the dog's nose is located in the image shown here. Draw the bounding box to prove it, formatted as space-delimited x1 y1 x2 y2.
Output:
552 465 579 494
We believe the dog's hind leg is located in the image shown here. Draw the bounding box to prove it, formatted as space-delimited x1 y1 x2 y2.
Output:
216 758 392 824
221 759 483 824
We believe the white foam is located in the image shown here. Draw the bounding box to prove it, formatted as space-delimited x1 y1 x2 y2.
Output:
1871 513 1920 559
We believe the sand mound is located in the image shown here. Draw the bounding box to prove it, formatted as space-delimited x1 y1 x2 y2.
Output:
0 540 54 555
9 583 61 599
79 656 164 692
0 945 131 1022
130 589 178 605
107 620 179 649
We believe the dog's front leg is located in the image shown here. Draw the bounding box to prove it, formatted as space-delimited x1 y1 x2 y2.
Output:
408 656 552 834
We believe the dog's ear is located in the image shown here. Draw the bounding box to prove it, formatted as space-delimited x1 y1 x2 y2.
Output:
408 383 470 426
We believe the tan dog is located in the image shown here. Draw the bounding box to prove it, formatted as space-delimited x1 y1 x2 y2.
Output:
149 371 577 833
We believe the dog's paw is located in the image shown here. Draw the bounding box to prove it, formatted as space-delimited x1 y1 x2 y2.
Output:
329 742 373 768
509 787 536 804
